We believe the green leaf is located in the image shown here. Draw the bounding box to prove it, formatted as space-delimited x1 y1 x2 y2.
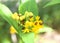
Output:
0 3 18 32
19 39 24 43
39 26 53 33
2 38 10 43
19 32 34 43
44 0 60 7
19 0 38 16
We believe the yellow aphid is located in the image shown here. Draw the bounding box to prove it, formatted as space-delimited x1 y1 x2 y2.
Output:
10 26 17 34
12 12 19 20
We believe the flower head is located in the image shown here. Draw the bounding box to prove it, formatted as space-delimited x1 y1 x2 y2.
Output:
22 28 30 33
19 15 25 21
24 11 33 17
36 16 40 21
34 20 43 29
24 21 33 27
10 26 17 34
29 17 34 22
12 12 19 20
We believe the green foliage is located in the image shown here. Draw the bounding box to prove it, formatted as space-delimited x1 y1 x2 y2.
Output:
1 0 60 43
43 0 60 29
38 0 50 19
0 3 18 32
44 0 60 7
19 33 34 43
2 38 10 43
19 0 38 16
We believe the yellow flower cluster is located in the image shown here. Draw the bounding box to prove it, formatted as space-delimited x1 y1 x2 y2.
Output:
10 11 43 34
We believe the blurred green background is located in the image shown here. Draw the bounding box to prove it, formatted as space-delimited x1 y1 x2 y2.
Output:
0 0 60 43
